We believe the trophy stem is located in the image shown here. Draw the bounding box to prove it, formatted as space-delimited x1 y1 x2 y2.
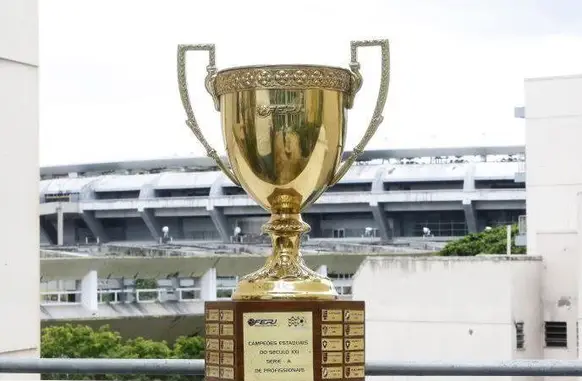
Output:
231 212 338 300
263 212 310 272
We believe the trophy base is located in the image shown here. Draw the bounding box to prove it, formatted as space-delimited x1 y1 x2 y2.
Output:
204 299 366 381
232 263 338 301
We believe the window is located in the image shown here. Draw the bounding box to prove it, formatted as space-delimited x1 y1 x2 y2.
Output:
545 321 567 348
515 322 525 350
333 229 345 238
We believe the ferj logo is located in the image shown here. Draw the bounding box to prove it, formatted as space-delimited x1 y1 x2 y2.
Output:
247 318 278 327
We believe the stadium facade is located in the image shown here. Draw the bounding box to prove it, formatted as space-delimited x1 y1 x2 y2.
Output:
39 146 526 246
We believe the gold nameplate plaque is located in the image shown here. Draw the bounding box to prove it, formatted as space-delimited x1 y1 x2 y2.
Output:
243 311 314 381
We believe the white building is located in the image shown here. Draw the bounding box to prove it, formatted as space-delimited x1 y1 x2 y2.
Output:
353 73 582 381
0 0 40 379
355 255 542 381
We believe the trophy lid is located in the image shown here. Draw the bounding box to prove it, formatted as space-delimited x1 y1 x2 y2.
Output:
214 64 352 96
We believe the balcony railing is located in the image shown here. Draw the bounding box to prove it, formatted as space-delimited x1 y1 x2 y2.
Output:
98 287 202 303
40 288 202 306
40 291 82 305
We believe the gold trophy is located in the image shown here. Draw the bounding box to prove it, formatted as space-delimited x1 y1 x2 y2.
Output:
177 40 389 381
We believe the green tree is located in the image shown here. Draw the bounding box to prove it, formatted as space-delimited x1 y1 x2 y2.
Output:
172 335 205 359
115 337 173 381
172 336 205 381
41 324 205 381
120 337 172 359
41 324 123 380
439 224 526 256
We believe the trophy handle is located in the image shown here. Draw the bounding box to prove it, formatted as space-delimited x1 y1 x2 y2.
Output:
330 39 390 186
177 44 241 186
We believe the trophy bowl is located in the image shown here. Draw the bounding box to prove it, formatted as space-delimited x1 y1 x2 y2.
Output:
216 64 351 214
177 41 390 300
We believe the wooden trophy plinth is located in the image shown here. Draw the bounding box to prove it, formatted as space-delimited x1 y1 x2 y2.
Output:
204 300 365 381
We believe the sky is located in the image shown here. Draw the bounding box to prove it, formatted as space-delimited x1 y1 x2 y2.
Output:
39 0 582 166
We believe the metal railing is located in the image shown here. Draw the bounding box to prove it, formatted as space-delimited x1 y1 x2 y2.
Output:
40 291 82 305
3 358 582 376
41 288 202 306
98 287 202 303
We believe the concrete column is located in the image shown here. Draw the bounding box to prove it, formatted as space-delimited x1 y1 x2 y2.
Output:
138 207 161 241
208 175 230 242
461 163 477 233
200 267 217 301
463 162 476 192
138 179 163 242
81 210 109 243
370 201 393 241
81 270 98 312
56 205 64 246
316 265 328 277
207 206 230 242
39 216 57 245
370 167 392 241
462 199 478 233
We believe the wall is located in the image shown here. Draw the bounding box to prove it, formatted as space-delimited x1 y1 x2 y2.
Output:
510 259 543 365
352 256 542 381
0 0 39 379
525 75 582 254
578 193 582 364
524 75 582 381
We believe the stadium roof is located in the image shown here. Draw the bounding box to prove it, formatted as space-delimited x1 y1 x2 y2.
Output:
39 161 524 194
40 146 525 177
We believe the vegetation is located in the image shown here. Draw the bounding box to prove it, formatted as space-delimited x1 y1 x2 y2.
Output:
134 278 158 289
439 224 526 256
41 324 204 381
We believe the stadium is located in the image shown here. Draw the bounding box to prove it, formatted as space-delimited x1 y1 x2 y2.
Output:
39 146 526 247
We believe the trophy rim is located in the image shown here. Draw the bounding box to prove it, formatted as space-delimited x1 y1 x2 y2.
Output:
216 63 351 75
214 64 353 96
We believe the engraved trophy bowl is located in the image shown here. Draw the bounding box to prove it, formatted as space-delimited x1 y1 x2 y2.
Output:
177 41 390 301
